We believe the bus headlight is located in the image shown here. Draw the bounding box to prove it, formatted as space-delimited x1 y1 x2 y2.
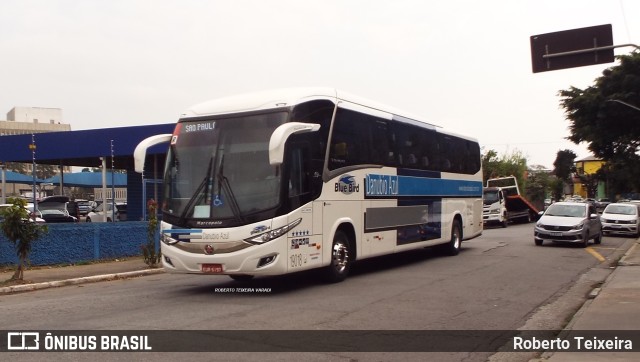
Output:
161 233 179 245
245 218 302 245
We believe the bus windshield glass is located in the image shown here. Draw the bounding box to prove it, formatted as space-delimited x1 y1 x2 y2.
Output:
162 111 288 224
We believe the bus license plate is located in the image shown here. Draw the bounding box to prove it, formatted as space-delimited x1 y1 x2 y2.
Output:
202 264 223 273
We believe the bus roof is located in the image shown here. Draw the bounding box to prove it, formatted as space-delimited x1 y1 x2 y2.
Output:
180 87 479 143
181 87 424 122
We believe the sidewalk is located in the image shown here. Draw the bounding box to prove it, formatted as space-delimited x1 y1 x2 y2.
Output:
0 257 164 294
538 239 640 361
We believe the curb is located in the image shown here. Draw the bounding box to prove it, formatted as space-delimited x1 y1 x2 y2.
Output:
534 238 639 361
617 240 640 266
0 268 165 295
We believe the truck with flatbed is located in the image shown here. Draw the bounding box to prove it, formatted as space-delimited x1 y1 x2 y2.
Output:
483 176 539 227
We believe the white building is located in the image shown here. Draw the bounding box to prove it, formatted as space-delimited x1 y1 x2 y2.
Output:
1 107 70 135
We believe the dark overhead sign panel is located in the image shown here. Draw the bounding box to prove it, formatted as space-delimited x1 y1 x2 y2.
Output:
530 24 614 73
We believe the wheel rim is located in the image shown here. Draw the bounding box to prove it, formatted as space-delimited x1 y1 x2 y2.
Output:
452 228 461 249
332 240 349 274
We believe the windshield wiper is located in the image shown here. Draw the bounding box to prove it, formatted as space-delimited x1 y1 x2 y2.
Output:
180 156 214 222
217 155 244 223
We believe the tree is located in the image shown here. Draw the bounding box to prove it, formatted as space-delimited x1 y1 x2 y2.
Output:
0 198 48 281
141 199 161 268
553 149 577 182
526 165 553 207
559 52 640 193
481 148 528 192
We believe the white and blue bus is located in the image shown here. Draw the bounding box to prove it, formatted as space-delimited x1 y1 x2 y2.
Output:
134 88 483 282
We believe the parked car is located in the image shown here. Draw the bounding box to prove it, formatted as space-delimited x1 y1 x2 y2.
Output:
77 200 92 216
25 203 46 224
600 203 640 237
595 198 611 213
534 201 602 247
40 208 78 223
86 202 127 222
0 203 46 224
37 195 78 223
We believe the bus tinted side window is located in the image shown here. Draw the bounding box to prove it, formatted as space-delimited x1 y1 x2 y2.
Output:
329 108 392 170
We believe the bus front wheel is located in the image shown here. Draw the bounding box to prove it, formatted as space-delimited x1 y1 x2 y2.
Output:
324 230 351 283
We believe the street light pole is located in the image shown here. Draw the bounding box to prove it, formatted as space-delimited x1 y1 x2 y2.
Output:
29 134 37 221
111 139 115 222
606 99 640 112
0 162 6 204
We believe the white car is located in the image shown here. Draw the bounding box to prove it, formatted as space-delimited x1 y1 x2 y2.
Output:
534 201 602 247
601 203 640 237
86 202 127 222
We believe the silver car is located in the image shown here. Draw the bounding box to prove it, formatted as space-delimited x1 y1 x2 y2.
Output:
601 203 640 237
534 201 602 247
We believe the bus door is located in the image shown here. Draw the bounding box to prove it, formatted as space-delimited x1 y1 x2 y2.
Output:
286 142 323 271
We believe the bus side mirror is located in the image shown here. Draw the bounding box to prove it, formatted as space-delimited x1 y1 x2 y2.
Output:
269 122 320 166
134 134 172 173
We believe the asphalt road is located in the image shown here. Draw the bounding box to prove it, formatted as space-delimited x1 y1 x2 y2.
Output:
1 223 635 362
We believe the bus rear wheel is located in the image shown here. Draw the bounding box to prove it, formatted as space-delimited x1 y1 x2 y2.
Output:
443 219 462 256
324 230 351 283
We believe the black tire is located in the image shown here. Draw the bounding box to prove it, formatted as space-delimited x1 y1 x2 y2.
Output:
594 231 602 245
535 239 543 246
581 232 589 248
444 219 462 256
85 218 91 222
324 230 351 283
501 217 508 228
229 274 254 282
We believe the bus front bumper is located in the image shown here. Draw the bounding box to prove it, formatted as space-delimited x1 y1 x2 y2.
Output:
160 240 288 276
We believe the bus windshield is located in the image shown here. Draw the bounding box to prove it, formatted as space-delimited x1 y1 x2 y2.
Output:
162 111 288 225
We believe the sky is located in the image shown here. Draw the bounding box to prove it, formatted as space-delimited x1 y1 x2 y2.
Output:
1 0 639 169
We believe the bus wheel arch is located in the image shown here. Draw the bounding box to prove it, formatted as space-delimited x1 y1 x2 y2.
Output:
324 223 356 283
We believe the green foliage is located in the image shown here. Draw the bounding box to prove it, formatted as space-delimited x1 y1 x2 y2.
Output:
481 148 528 192
550 178 565 203
559 52 640 194
0 197 48 280
141 199 162 268
526 166 553 205
553 149 577 181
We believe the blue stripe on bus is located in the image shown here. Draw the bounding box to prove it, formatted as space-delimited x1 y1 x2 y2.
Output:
365 174 482 198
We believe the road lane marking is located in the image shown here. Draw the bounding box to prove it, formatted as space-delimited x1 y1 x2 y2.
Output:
585 247 606 262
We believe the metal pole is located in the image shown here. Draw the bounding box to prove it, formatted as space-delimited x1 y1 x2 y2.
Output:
542 43 640 59
29 134 37 221
101 157 107 222
59 164 64 195
0 162 6 204
606 99 640 112
111 140 115 221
